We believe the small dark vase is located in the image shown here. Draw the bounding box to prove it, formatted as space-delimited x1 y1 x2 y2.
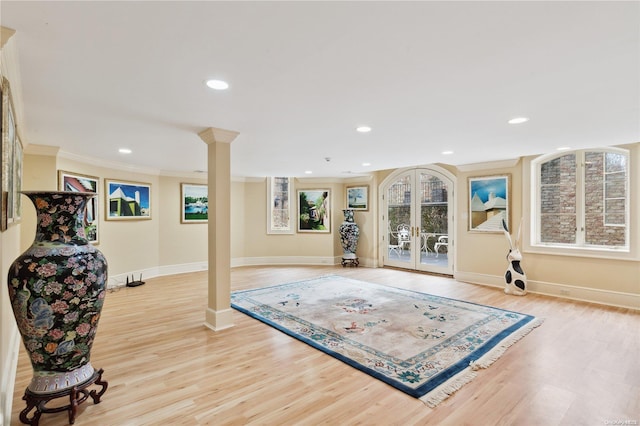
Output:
7 191 108 394
339 209 360 260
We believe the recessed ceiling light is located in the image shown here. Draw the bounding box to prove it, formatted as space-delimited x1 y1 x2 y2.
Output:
206 79 229 90
304 170 313 174
362 162 371 167
557 146 571 151
508 117 529 124
441 150 454 155
356 126 372 133
118 148 132 154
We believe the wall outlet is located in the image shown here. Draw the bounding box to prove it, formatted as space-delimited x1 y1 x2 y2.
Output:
560 289 570 296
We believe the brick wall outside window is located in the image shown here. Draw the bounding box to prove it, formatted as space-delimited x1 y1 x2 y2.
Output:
538 150 627 247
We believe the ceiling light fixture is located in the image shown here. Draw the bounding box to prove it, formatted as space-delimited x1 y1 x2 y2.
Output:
304 170 313 174
362 162 371 167
118 148 132 154
508 117 529 124
356 126 372 133
441 150 454 155
206 79 229 90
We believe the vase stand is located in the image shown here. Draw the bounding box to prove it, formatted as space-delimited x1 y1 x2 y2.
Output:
19 368 108 426
341 257 359 267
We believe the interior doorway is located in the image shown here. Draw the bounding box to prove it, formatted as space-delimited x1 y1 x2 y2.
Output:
380 166 454 275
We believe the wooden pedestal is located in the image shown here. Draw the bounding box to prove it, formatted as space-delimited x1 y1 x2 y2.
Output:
341 257 359 267
19 368 108 426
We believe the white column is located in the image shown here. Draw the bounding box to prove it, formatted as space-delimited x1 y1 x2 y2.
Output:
198 127 239 331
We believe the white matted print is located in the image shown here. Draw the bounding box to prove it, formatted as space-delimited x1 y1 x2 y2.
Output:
105 179 151 220
181 183 208 223
59 170 100 243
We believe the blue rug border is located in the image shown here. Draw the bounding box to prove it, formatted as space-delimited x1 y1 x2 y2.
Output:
231 275 537 399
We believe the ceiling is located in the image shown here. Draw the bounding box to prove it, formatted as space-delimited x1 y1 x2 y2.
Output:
1 1 639 178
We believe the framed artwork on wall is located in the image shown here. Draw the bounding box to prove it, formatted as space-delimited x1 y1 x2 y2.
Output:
298 189 330 233
468 174 510 232
267 177 293 234
346 185 368 211
181 183 208 223
1 76 18 231
59 170 100 243
13 134 23 222
105 179 151 220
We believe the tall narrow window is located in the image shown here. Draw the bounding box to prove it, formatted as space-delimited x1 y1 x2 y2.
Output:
267 177 293 234
533 148 629 251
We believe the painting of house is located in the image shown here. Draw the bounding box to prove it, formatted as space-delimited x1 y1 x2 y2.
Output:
469 176 508 231
106 180 151 219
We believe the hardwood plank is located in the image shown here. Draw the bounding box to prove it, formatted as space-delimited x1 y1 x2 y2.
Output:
9 266 640 425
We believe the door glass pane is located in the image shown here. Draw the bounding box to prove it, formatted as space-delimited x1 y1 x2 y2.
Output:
387 175 411 263
419 172 449 265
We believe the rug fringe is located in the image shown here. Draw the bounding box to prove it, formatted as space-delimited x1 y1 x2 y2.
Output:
420 318 544 408
470 317 544 371
419 368 478 408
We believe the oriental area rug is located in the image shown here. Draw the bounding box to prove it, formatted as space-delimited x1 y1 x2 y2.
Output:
231 275 542 407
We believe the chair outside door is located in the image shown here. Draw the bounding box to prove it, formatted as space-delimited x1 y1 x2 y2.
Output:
434 235 448 257
397 224 411 253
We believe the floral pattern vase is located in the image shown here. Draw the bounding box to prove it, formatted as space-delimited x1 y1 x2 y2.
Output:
7 191 108 394
339 209 360 261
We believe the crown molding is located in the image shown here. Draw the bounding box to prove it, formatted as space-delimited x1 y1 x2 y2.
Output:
456 158 520 172
58 150 162 175
23 144 60 157
198 127 240 145
160 169 209 180
1 26 16 49
1 29 25 135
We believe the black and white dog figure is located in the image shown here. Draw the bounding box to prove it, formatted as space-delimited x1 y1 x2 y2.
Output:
502 218 527 296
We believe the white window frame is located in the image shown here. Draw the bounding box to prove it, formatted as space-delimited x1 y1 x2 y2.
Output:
266 177 294 234
525 147 635 260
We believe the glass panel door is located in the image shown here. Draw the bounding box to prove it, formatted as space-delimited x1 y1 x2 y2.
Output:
383 168 453 275
385 172 415 268
416 171 450 274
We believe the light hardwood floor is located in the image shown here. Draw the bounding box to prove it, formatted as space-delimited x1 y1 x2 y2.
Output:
10 266 640 425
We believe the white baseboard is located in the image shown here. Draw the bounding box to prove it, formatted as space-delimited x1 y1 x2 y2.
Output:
110 263 637 309
108 257 383 288
107 261 208 289
1 326 20 426
454 271 640 310
231 256 376 268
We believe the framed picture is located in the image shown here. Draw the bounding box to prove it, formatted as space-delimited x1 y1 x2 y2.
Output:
105 179 151 220
346 185 368 211
468 174 510 232
298 189 330 233
59 170 100 243
13 134 23 222
1 76 17 231
267 177 293 234
181 183 208 223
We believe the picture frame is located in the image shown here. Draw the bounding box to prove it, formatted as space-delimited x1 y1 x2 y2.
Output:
59 170 100 243
298 189 330 233
266 177 294 234
1 76 17 231
105 179 151 220
468 174 510 232
13 133 23 222
181 183 208 223
346 185 368 211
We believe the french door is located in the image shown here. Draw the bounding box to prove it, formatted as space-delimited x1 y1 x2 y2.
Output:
382 167 453 275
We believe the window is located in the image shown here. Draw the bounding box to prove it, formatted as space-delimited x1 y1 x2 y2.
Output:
267 177 293 234
532 148 629 251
